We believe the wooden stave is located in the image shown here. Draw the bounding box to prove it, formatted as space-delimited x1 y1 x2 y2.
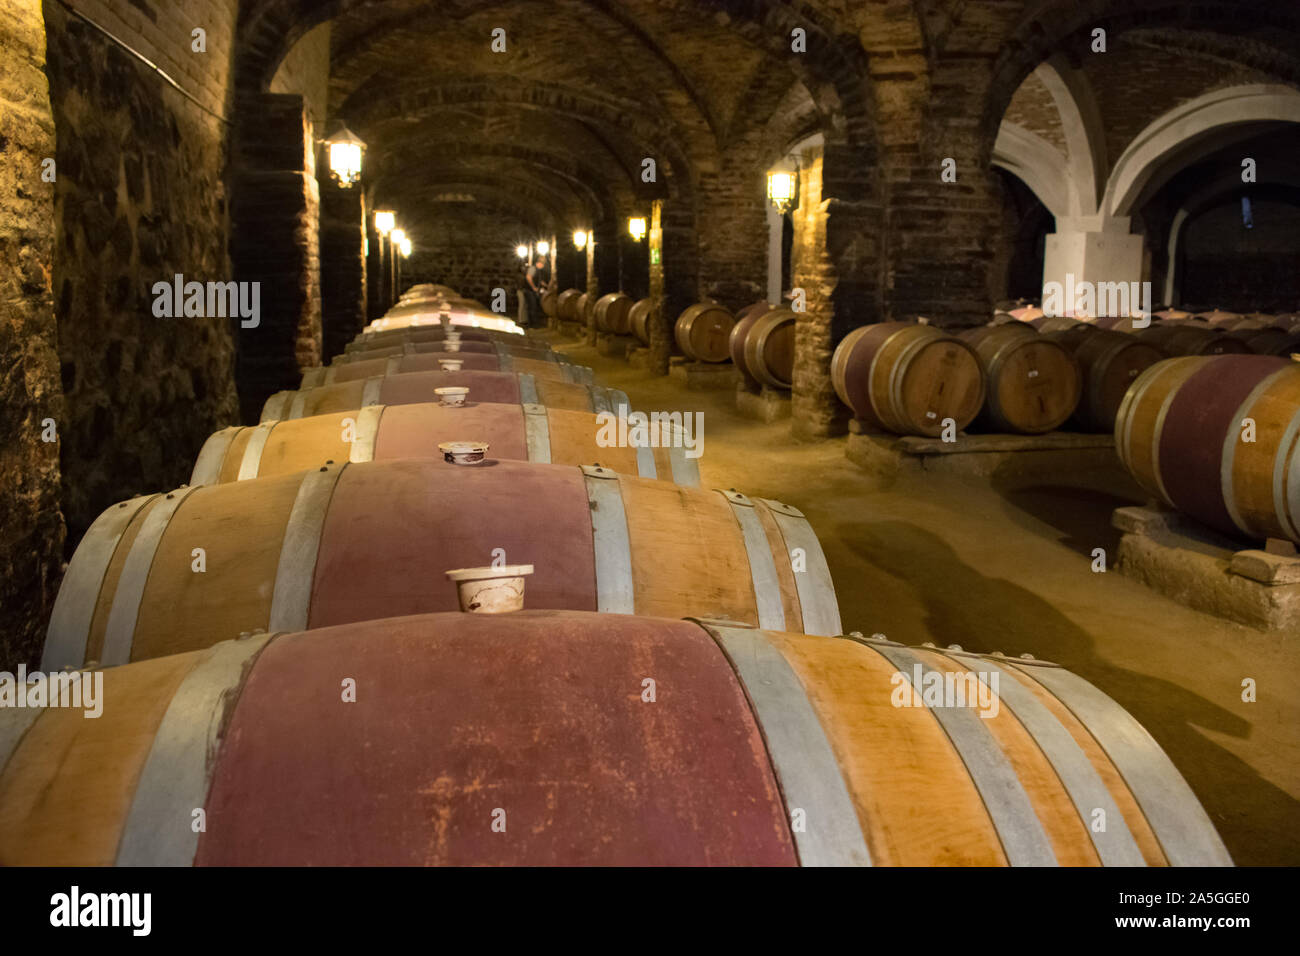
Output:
833 323 986 437
593 292 634 335
742 308 797 389
8 614 1228 866
1045 327 1164 432
193 401 699 487
628 297 654 344
961 325 1082 434
674 303 736 363
41 459 841 671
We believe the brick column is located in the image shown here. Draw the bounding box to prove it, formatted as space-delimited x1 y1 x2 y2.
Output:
645 198 698 375
695 151 768 312
320 181 367 362
587 220 612 344
231 93 321 422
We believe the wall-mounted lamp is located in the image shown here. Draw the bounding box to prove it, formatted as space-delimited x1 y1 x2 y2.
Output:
767 170 797 213
374 210 396 236
390 228 407 249
536 240 550 255
516 244 530 259
628 217 647 242
573 229 588 250
324 124 366 187
399 236 412 257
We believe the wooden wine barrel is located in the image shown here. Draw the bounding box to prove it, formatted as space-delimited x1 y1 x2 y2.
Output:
262 370 626 421
729 303 770 387
541 288 558 318
301 351 595 389
629 297 655 345
350 325 532 349
831 323 985 437
1115 355 1300 543
1195 309 1243 326
335 339 552 364
1227 327 1300 357
738 308 796 389
593 292 634 335
557 288 583 322
6 613 1229 866
1032 315 1090 333
195 402 699 487
960 326 1081 434
41 459 841 671
675 303 735 363
1044 327 1163 432
1136 325 1252 357
575 292 592 326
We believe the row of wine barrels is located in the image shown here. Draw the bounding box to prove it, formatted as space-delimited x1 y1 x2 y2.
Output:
675 303 735 363
349 324 538 351
7 611 1230 865
575 292 593 325
629 297 654 344
195 402 698 487
732 306 796 389
1227 326 1300 356
959 325 1082 434
42 458 840 672
365 312 523 336
594 292 634 335
832 323 985 437
1136 324 1251 357
301 351 595 389
262 370 627 421
556 288 583 322
334 339 553 365
1042 327 1164 432
1116 355 1300 544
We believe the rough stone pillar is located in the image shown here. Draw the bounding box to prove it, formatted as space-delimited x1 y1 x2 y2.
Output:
766 203 784 305
1043 215 1146 313
320 182 367 362
647 198 698 375
584 230 599 343
1 0 64 668
365 213 385 322
231 93 322 422
695 155 767 312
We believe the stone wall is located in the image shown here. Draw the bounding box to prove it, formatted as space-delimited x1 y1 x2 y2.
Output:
1182 198 1300 310
1 0 63 670
397 206 537 315
270 22 331 131
43 0 240 559
694 141 769 312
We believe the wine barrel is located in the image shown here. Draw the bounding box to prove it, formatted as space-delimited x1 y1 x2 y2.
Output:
738 308 796 389
1227 327 1300 357
557 288 583 322
335 340 553 364
5 613 1229 866
1044 327 1163 432
593 292 634 335
960 326 1081 434
1195 309 1243 326
1136 325 1252 357
1115 355 1300 543
350 325 534 350
1032 315 1090 333
675 303 735 363
194 402 699 487
629 297 655 345
575 292 592 326
729 303 770 387
262 370 626 421
541 288 558 319
301 351 595 388
41 458 841 671
831 323 985 437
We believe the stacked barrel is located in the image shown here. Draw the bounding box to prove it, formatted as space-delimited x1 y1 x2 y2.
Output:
3 281 1230 866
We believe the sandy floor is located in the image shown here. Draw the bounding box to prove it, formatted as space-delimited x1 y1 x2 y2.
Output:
544 332 1300 867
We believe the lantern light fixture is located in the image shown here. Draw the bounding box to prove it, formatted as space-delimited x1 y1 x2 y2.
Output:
399 236 412 257
536 240 550 255
767 170 797 213
515 244 530 259
573 229 588 250
390 228 407 249
374 210 396 236
627 217 647 241
324 124 366 187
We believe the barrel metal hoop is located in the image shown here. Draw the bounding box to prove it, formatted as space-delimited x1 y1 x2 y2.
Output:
609 389 631 414
42 495 161 671
523 404 552 464
384 356 402 379
721 492 787 630
1281 411 1300 542
756 498 839 635
361 375 383 407
267 464 347 633
879 326 926 432
1149 358 1203 506
1221 366 1291 537
701 622 871 867
590 387 613 415
517 372 540 406
190 427 242 487
1010 662 1233 866
868 644 1058 867
285 389 307 421
632 419 658 480
236 422 277 481
300 367 325 389
101 486 204 668
933 650 1147 867
582 467 635 614
260 391 290 423
349 406 385 463
669 434 701 487
114 633 277 866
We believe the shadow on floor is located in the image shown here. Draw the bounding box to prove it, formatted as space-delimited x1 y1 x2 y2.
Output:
834 517 1300 866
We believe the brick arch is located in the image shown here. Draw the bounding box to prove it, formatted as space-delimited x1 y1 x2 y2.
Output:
374 169 584 232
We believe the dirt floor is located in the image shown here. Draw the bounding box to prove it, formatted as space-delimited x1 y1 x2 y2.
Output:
543 332 1300 867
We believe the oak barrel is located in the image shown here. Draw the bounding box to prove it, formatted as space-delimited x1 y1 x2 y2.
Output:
1227 327 1300 357
541 288 558 319
629 297 655 345
6 614 1228 866
195 402 700 487
1115 355 1300 543
729 302 771 387
738 308 796 389
41 459 841 671
960 325 1081 434
301 351 595 389
575 292 592 326
1136 324 1252 357
557 288 583 322
832 323 985 437
674 303 735 363
1044 327 1164 432
593 292 634 335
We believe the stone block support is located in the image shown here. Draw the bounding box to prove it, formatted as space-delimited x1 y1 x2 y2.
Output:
1043 216 1146 313
320 183 367 362
231 93 321 422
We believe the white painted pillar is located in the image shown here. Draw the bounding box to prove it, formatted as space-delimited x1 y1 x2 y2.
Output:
766 203 783 306
1042 215 1146 314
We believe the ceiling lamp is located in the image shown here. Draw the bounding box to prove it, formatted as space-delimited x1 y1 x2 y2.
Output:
627 217 647 242
536 240 550 255
374 210 396 236
767 170 797 213
573 229 588 250
325 124 366 187
515 244 530 259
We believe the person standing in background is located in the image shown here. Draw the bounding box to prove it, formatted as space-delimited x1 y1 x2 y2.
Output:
524 255 550 327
